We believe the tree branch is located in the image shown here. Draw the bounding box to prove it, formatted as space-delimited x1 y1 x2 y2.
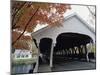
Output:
12 2 26 29
87 6 95 17
12 6 40 45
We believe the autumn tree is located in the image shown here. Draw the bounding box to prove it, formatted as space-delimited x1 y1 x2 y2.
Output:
11 1 71 50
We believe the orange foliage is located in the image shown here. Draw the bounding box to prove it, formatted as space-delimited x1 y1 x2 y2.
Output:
12 30 32 50
12 1 71 32
11 1 71 49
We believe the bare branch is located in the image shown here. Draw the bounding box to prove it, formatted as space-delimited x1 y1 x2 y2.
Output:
87 6 95 17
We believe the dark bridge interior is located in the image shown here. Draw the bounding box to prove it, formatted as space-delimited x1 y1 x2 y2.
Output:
55 32 93 50
53 32 94 63
38 32 94 65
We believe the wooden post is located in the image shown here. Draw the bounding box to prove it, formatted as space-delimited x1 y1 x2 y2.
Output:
50 43 54 68
78 46 81 60
72 48 74 59
84 45 89 62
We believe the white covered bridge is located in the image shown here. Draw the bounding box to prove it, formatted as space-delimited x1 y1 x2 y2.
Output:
32 13 95 44
32 13 95 68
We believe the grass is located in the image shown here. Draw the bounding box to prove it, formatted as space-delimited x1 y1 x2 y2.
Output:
92 44 96 53
12 56 37 65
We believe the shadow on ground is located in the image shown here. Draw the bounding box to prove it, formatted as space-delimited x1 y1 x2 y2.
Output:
38 60 96 73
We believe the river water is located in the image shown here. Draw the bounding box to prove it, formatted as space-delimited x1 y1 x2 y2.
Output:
12 64 33 74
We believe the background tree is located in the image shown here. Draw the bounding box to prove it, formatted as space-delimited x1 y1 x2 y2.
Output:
86 6 96 27
11 1 71 50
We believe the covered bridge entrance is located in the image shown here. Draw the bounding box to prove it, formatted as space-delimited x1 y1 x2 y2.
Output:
53 32 93 64
32 13 95 68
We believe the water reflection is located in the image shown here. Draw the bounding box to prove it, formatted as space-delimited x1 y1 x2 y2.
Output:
12 64 34 74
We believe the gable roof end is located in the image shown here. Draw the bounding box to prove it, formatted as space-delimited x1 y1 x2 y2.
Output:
32 13 95 36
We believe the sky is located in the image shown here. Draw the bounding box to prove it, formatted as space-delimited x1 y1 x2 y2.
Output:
34 4 95 32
